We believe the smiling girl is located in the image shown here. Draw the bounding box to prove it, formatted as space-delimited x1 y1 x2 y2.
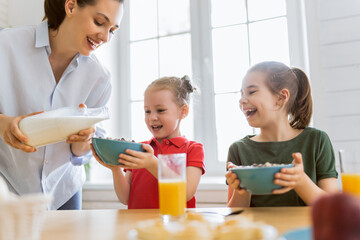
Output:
0 0 123 210
92 76 205 209
225 61 338 207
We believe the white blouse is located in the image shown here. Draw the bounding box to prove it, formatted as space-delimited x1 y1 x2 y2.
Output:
0 21 112 209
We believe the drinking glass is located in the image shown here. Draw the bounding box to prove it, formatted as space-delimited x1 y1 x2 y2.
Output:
339 150 360 196
158 153 186 221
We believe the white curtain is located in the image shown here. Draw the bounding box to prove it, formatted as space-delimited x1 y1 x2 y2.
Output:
0 0 8 28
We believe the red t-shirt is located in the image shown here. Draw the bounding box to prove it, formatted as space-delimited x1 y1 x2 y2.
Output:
127 136 205 209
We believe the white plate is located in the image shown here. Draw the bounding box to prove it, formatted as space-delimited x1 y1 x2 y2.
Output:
262 225 278 240
127 224 278 240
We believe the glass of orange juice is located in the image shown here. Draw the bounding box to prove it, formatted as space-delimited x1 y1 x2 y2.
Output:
158 153 186 222
340 150 360 196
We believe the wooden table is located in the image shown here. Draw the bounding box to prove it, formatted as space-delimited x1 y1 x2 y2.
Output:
41 207 312 240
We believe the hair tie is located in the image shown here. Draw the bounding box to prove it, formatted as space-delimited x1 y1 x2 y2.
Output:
181 75 190 81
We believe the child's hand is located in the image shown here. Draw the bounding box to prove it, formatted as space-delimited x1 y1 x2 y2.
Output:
273 152 306 194
118 144 158 170
225 162 248 195
90 143 122 171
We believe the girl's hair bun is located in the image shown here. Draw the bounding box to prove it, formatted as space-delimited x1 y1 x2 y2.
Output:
146 75 197 106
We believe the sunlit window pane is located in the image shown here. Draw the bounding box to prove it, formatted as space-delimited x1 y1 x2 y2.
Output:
130 0 158 41
130 40 159 101
249 17 290 65
212 26 249 94
158 0 190 36
159 34 192 77
211 0 247 27
247 0 286 21
95 41 121 137
131 101 152 142
215 93 253 162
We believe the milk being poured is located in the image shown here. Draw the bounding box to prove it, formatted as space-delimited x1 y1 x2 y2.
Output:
19 107 110 147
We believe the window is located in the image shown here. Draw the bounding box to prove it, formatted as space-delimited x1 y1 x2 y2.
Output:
93 0 307 180
212 0 290 167
129 0 194 142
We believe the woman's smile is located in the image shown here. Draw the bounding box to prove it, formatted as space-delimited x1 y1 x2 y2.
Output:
87 37 102 50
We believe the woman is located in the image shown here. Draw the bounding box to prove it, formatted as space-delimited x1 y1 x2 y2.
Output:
0 0 123 210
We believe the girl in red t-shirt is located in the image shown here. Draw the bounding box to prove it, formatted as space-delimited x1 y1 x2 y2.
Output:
91 76 205 209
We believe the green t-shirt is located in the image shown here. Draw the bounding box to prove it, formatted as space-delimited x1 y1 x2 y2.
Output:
227 127 338 207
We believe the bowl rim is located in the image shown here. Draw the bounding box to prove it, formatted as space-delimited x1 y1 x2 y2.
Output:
230 163 294 171
92 137 143 146
91 137 145 165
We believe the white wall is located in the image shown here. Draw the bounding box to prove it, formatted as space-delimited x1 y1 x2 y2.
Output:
315 0 360 166
8 0 43 27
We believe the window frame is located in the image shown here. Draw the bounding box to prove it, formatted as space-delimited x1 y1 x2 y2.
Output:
109 0 308 176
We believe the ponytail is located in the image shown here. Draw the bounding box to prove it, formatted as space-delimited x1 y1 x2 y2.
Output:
180 75 196 102
289 68 313 129
43 0 66 30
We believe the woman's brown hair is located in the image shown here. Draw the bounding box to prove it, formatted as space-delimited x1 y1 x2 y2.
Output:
145 75 196 107
247 61 313 129
43 0 123 30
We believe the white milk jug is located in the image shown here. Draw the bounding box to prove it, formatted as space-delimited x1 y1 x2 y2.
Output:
19 106 110 147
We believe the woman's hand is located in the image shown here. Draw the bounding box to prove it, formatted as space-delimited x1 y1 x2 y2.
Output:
0 111 43 152
66 127 95 144
67 104 95 156
225 162 248 195
273 152 306 194
66 103 94 144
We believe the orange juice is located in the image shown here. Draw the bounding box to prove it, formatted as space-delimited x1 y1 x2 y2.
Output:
342 173 360 196
158 179 186 216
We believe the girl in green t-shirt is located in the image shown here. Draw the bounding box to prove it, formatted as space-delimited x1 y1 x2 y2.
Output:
225 61 339 207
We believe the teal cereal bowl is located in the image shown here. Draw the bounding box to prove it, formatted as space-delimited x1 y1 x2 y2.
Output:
92 138 145 165
230 164 294 195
